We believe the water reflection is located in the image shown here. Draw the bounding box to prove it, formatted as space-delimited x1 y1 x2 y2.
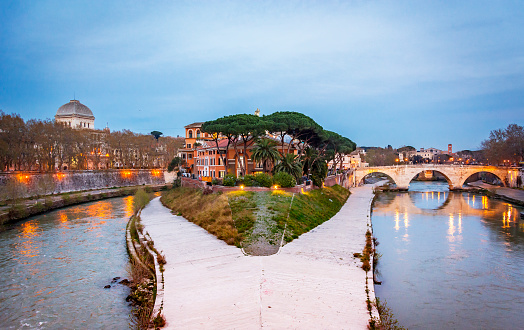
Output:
0 197 134 329
373 183 524 329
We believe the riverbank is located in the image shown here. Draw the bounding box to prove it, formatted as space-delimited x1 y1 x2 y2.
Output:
140 184 379 328
467 181 524 206
0 184 167 229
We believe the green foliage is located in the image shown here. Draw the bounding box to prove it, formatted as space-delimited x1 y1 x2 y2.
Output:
273 153 302 180
273 171 296 188
242 174 257 187
150 130 163 140
311 160 328 187
251 138 280 173
133 188 151 214
223 174 237 187
9 204 27 219
370 298 407 330
227 191 257 237
279 185 349 242
254 173 273 187
167 156 183 172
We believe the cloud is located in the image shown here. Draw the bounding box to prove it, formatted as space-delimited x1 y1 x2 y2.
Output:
1 1 524 150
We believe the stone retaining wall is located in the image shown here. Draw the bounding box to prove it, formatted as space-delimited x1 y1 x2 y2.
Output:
0 170 166 200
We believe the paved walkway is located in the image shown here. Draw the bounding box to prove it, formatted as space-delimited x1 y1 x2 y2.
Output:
468 181 524 204
140 185 377 329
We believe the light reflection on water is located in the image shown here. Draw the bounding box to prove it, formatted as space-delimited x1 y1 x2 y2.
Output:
0 197 133 329
373 181 524 329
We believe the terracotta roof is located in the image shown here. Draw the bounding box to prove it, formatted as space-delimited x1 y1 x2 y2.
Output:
184 122 204 128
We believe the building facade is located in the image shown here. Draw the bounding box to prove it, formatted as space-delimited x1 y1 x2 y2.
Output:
178 121 295 180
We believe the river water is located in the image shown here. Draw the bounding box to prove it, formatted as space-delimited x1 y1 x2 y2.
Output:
372 181 524 329
0 197 134 329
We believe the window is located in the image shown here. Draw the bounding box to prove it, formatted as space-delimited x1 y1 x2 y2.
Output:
196 130 201 138
219 170 225 178
186 143 191 149
188 130 193 138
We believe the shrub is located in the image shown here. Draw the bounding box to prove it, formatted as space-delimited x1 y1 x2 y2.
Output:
243 174 257 187
211 178 221 185
223 174 237 187
133 189 151 213
273 171 296 188
255 173 273 187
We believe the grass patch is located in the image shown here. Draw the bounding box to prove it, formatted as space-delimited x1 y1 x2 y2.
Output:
369 298 406 330
280 185 350 242
161 187 241 246
227 191 257 237
160 185 350 247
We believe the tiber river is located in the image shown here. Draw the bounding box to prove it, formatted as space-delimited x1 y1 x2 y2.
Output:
0 184 522 329
372 181 524 329
0 196 134 329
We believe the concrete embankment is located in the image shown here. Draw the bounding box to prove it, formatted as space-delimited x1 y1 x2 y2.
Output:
467 181 524 206
140 184 379 328
0 184 166 228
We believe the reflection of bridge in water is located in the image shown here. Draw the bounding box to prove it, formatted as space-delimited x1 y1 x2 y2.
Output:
352 165 521 190
373 191 521 227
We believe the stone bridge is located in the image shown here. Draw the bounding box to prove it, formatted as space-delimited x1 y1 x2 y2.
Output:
352 165 521 190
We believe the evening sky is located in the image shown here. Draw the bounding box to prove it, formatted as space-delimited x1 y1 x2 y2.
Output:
1 1 523 151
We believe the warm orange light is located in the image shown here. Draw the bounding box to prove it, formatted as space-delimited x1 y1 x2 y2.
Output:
17 174 29 183
56 173 66 180
240 185 244 190
395 159 399 162
106 153 110 157
151 169 162 177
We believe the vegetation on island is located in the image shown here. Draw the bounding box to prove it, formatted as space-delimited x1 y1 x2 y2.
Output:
160 185 350 248
201 112 356 187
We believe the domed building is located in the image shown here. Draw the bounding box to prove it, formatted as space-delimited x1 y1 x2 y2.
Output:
55 99 95 129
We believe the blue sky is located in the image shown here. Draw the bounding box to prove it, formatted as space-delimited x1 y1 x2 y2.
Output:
1 1 523 151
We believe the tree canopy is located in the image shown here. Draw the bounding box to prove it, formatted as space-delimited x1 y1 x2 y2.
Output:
201 110 356 184
481 124 524 165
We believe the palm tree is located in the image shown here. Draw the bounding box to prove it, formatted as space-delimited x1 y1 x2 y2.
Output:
274 153 302 180
251 138 280 173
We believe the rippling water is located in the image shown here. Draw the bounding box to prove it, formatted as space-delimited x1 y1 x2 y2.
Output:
0 196 135 329
372 181 524 329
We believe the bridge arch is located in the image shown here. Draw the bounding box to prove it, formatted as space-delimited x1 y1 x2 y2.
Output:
406 170 453 190
358 171 396 186
460 170 505 187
